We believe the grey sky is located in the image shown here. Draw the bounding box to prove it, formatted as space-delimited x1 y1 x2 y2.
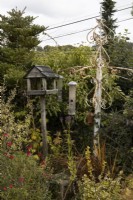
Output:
1 0 133 46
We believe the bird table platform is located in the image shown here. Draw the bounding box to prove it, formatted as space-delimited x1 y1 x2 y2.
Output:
24 65 63 97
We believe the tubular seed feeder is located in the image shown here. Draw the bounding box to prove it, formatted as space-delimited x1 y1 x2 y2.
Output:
68 81 77 116
24 65 63 158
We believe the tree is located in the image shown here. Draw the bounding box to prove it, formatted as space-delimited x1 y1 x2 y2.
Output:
101 0 117 35
131 3 133 16
109 32 133 96
0 8 46 85
101 0 117 54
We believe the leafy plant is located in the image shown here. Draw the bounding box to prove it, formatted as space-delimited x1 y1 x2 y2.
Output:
0 152 52 200
77 147 122 200
100 111 133 174
0 85 32 152
0 85 52 200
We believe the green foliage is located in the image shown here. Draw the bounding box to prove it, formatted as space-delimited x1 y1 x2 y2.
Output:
0 152 52 200
33 45 92 68
0 85 52 200
78 174 122 200
66 131 77 182
33 43 132 155
0 8 46 85
110 32 133 68
100 111 133 174
78 147 122 200
33 45 93 137
0 83 132 199
108 33 133 96
0 86 32 151
101 0 117 35
102 66 126 109
122 174 133 199
101 0 117 53
46 95 61 116
28 128 42 157
47 132 63 157
123 89 133 119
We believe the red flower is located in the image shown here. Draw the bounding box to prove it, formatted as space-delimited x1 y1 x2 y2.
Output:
3 133 9 137
9 155 14 159
38 152 42 158
6 141 12 147
9 184 13 189
3 187 7 191
27 145 32 151
19 177 24 183
27 152 31 156
3 152 8 157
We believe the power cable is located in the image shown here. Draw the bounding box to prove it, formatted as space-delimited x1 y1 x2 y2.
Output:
46 6 132 31
46 2 132 29
47 15 99 30
118 17 133 23
42 17 133 42
43 28 93 41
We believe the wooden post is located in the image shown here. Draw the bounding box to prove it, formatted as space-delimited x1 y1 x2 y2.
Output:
42 78 47 90
27 79 31 91
57 76 63 102
40 96 48 158
53 79 56 89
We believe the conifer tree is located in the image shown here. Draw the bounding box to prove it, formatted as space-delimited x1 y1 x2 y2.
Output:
101 0 117 35
0 8 46 84
100 0 117 55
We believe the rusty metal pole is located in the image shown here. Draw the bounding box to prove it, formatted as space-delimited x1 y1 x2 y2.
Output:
40 96 48 159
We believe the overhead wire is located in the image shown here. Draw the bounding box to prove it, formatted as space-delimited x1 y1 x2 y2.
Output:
46 5 132 31
46 2 132 31
42 17 133 42
39 4 133 44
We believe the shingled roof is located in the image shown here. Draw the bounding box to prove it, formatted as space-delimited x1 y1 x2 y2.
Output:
24 65 60 79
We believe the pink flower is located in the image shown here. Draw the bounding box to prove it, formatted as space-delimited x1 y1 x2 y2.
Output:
3 187 7 191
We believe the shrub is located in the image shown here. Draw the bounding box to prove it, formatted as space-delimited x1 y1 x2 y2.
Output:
77 147 122 200
0 85 52 199
0 152 52 200
100 111 133 174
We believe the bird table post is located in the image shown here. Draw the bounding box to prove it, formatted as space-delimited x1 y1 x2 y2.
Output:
40 96 48 158
24 65 63 159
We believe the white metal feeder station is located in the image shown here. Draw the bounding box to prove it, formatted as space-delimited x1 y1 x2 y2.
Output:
68 81 77 116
